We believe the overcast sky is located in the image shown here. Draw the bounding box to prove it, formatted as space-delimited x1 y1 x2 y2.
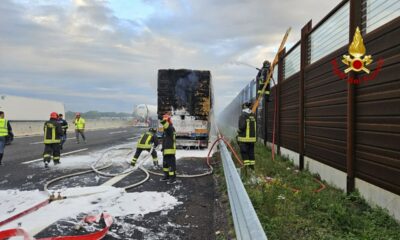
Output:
0 0 340 113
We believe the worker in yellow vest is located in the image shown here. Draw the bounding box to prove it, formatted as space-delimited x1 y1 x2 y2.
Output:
74 112 86 144
0 111 13 165
43 112 63 168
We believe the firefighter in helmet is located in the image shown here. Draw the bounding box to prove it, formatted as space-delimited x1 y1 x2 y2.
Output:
160 114 177 184
43 112 63 168
131 128 159 168
257 60 271 98
237 102 257 170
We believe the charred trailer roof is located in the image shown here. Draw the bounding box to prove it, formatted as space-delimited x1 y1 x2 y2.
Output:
157 69 212 120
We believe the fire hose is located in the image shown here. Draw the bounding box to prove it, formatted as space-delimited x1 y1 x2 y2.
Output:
0 213 113 240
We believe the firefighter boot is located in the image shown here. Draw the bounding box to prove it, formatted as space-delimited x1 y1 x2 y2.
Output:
167 171 176 184
153 159 159 169
131 158 137 167
160 171 169 181
0 153 3 165
167 176 177 184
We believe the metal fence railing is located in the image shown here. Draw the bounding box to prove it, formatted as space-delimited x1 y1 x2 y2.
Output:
284 43 301 80
364 0 400 33
219 139 268 240
309 1 350 64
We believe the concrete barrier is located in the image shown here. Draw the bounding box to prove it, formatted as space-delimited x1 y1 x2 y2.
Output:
11 119 134 137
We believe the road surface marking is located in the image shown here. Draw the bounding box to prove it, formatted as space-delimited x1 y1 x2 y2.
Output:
21 148 89 164
109 130 127 135
101 172 132 186
30 138 75 145
126 136 141 140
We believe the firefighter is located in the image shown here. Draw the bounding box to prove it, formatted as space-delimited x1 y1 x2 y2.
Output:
0 111 12 165
160 114 177 184
74 112 86 144
43 112 63 168
257 60 271 98
131 128 159 168
57 113 68 150
237 102 257 170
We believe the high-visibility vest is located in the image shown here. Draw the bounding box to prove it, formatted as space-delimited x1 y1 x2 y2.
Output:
161 120 176 155
75 118 85 130
44 121 61 144
237 115 257 143
137 132 154 149
0 119 8 137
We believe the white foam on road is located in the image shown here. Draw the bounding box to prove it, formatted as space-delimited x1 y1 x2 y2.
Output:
176 148 211 159
0 187 182 235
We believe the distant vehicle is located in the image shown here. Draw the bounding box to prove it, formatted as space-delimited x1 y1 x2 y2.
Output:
157 69 213 148
133 104 157 127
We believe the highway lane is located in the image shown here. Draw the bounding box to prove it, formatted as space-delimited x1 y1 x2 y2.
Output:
0 126 146 190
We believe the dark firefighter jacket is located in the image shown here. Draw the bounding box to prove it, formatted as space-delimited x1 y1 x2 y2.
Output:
43 119 63 144
57 118 68 135
160 119 176 155
257 66 271 94
237 109 257 143
137 131 158 149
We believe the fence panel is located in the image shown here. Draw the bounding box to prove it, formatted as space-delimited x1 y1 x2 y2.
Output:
304 46 348 171
279 72 300 151
267 86 276 142
355 17 400 195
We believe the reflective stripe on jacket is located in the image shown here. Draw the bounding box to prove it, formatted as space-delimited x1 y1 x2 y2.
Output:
44 120 63 144
137 132 155 149
0 119 8 137
161 119 176 155
75 118 85 130
237 112 257 143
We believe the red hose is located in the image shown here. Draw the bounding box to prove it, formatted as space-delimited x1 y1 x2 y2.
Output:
206 137 223 167
0 199 50 228
313 178 326 193
206 136 243 167
0 213 113 240
221 137 243 166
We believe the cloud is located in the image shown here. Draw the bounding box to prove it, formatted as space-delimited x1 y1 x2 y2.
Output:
0 0 341 113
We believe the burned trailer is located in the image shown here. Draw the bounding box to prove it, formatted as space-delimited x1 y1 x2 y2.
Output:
157 69 213 148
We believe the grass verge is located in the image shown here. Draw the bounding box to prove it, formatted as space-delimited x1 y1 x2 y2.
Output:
232 141 400 240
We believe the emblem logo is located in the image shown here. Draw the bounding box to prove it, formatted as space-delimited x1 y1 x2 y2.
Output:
342 27 373 74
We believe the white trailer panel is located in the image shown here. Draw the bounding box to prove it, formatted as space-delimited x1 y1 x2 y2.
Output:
0 94 65 121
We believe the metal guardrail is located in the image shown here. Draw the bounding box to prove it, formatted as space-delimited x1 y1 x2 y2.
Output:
219 140 268 240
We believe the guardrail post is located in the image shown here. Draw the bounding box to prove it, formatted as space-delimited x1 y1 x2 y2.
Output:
347 0 362 193
299 21 312 170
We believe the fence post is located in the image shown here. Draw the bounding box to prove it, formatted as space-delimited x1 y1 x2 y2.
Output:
263 94 267 146
277 48 285 155
299 21 312 170
347 0 362 193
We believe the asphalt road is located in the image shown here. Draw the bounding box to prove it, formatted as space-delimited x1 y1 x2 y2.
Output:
0 126 224 239
0 126 146 190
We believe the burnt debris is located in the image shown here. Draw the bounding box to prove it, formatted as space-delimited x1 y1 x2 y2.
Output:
158 69 212 120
